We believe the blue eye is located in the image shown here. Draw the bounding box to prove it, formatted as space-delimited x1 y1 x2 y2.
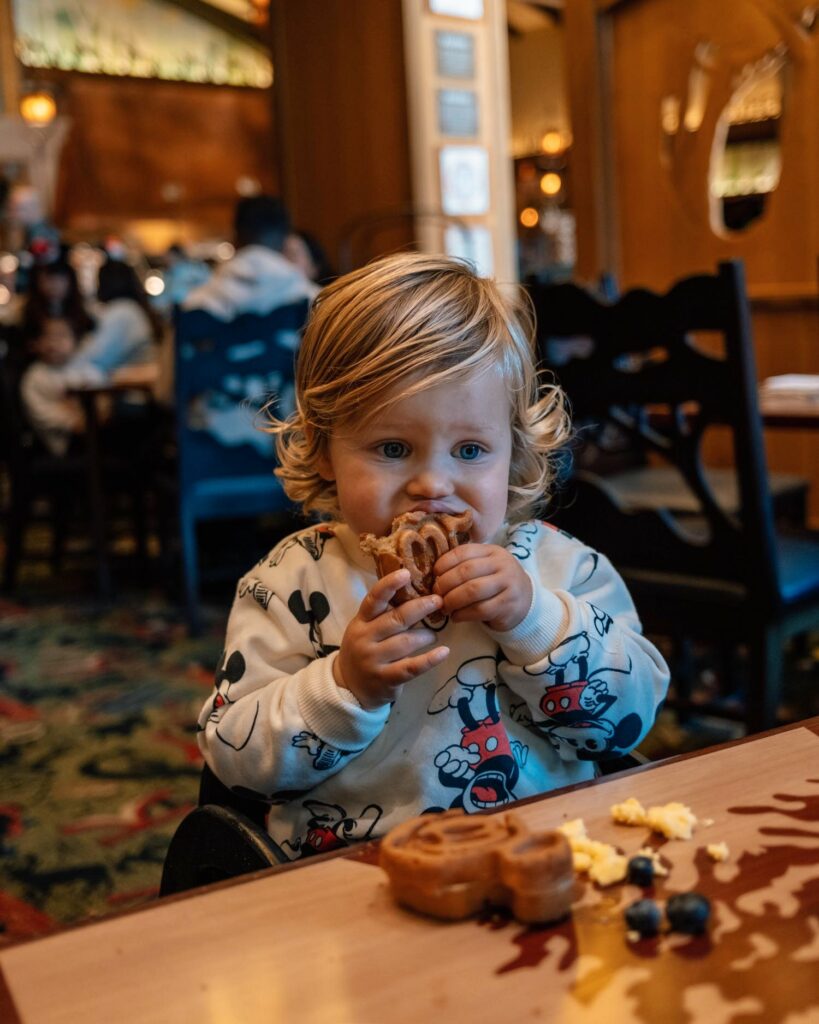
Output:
379 441 408 459
457 443 484 461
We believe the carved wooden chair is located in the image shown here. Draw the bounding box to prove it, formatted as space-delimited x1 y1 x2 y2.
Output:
528 260 819 733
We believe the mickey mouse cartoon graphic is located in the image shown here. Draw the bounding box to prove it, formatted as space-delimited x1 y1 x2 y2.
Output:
268 524 336 568
428 656 528 813
281 800 383 858
202 648 263 753
291 730 349 771
522 632 642 759
288 590 339 659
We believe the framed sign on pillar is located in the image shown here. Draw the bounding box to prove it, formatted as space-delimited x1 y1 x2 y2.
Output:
401 0 517 281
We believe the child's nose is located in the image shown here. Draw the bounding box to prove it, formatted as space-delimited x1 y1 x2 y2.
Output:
406 464 452 498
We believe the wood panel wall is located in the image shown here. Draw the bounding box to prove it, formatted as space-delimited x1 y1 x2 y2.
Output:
565 0 819 525
45 71 277 243
269 0 413 274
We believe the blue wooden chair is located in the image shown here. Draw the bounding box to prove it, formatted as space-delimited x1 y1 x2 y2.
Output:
173 301 310 632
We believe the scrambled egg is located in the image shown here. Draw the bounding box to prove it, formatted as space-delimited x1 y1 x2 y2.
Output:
557 818 628 886
610 798 698 840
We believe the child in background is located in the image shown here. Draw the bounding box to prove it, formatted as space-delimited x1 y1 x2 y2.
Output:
20 316 104 456
21 256 95 344
197 253 669 859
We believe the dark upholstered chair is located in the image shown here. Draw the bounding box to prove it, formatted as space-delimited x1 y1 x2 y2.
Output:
529 260 819 733
159 763 288 896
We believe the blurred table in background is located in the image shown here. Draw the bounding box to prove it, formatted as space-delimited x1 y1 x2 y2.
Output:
759 374 819 429
68 364 160 597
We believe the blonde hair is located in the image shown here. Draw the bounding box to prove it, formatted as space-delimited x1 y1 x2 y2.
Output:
268 252 570 523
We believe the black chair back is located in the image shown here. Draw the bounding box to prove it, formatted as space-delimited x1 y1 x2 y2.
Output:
529 261 780 610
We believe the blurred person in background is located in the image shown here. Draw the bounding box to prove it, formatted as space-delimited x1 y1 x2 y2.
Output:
5 185 61 290
19 316 104 456
283 229 335 286
159 243 210 311
183 195 318 319
80 259 162 374
21 255 95 346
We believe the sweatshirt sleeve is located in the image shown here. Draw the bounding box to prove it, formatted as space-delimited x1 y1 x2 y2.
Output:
487 523 670 764
196 567 390 803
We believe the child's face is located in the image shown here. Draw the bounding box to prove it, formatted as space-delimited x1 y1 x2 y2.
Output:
34 319 76 365
321 369 513 542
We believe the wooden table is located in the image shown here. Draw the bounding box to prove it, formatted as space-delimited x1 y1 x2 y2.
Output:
67 365 159 597
2 720 818 1023
759 396 819 430
759 376 819 430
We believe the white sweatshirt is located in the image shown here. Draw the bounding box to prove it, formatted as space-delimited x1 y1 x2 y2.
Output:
197 520 669 858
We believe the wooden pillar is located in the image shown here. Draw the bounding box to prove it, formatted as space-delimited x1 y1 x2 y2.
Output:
268 0 413 272
563 0 618 283
269 0 516 280
0 0 20 115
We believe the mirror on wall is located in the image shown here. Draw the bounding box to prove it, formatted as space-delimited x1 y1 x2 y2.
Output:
708 47 785 235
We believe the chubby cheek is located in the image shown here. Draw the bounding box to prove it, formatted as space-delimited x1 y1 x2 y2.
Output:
337 475 394 535
464 478 511 542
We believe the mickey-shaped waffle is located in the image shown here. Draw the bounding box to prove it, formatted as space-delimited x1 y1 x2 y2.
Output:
380 809 574 924
360 510 473 625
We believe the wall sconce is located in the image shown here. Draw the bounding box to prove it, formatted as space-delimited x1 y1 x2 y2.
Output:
540 129 572 157
20 89 57 127
539 172 562 197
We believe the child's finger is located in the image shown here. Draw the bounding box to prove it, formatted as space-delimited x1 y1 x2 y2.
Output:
358 569 412 621
378 627 439 662
434 555 497 596
433 543 485 577
441 574 503 613
369 593 443 640
383 645 450 684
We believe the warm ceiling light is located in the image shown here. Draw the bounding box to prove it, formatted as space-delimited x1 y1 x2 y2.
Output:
540 130 564 156
539 172 562 196
20 91 57 127
519 207 540 228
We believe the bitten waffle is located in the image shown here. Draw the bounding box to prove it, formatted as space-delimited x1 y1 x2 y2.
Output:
379 809 574 924
360 510 473 624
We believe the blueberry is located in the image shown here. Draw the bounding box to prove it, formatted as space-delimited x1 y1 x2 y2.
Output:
627 855 654 887
624 898 662 937
666 892 711 934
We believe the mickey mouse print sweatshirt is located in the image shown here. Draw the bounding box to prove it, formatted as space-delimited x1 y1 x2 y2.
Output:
197 521 669 859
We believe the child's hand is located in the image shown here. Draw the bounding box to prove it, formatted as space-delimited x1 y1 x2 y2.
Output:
433 544 533 633
334 569 449 710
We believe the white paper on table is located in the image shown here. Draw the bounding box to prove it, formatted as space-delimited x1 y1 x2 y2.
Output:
760 374 819 394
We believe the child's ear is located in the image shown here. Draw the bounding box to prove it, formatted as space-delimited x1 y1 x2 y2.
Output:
316 451 335 482
307 426 334 481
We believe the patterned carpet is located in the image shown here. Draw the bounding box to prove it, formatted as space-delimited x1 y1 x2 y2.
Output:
0 592 224 946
